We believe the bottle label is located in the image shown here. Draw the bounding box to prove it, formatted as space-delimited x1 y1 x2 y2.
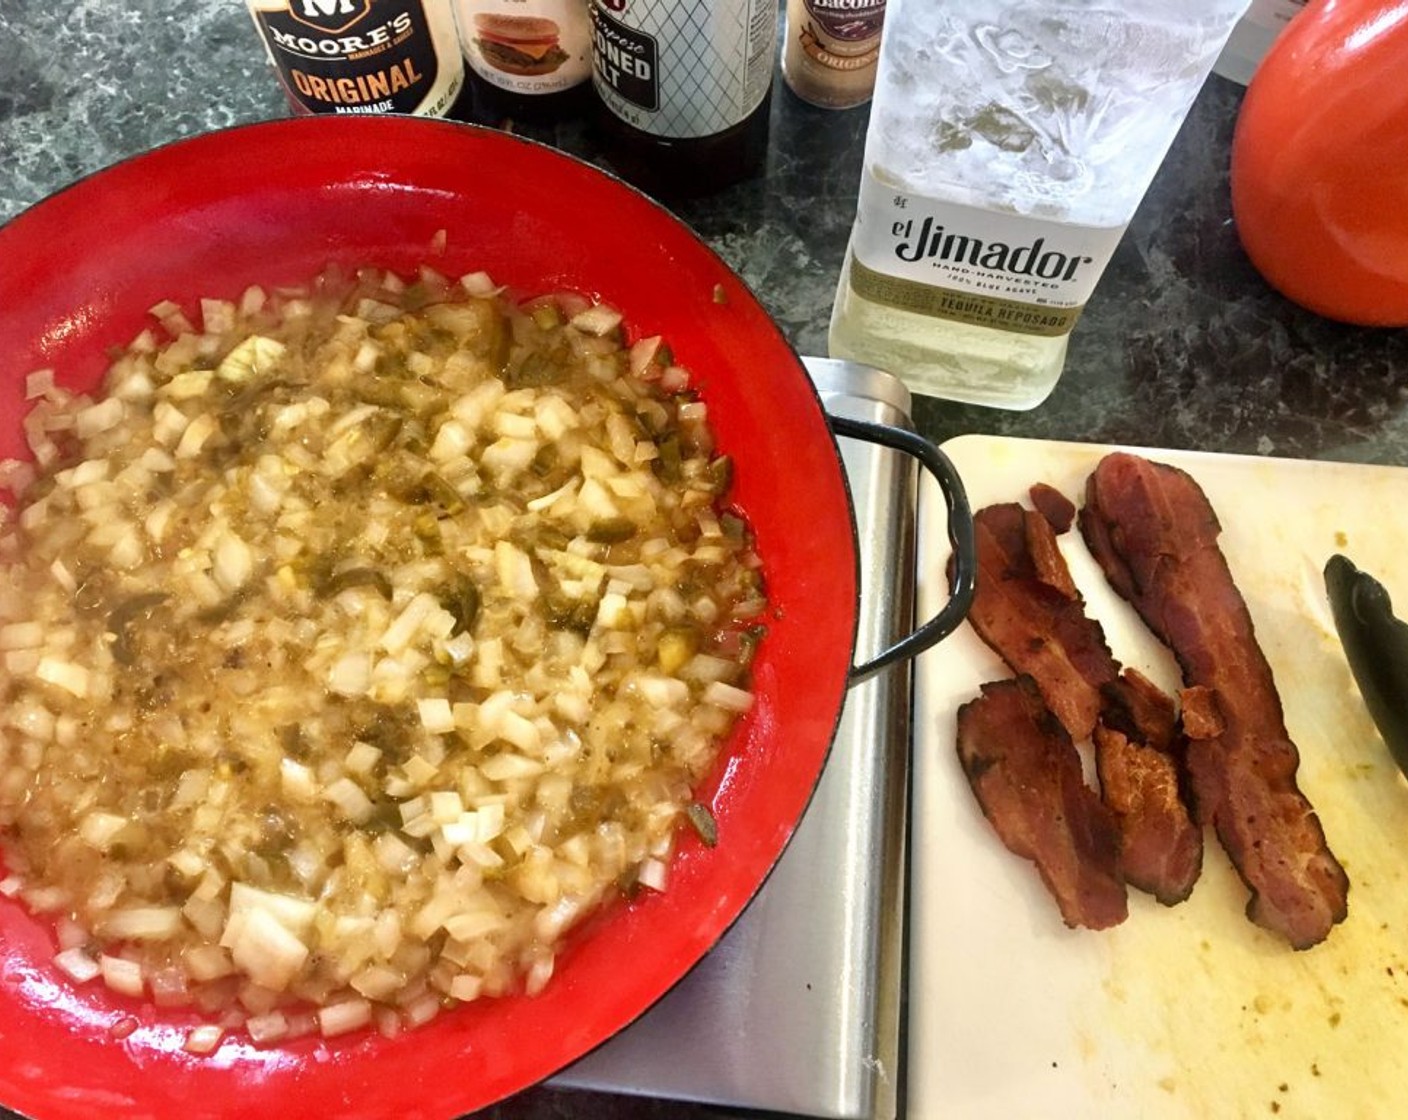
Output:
590 0 776 139
849 169 1126 337
456 1 592 95
801 0 885 65
247 0 464 117
783 0 882 108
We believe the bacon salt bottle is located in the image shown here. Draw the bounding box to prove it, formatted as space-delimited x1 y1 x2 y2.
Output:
782 0 886 109
245 0 472 119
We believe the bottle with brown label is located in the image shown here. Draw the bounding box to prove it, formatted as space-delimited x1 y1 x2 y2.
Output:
246 0 470 119
456 1 594 124
782 0 886 109
589 0 777 198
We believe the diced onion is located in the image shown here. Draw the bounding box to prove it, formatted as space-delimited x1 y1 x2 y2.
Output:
417 698 456 735
100 955 145 998
54 947 101 984
0 267 766 1047
35 657 89 699
702 681 754 713
570 305 623 336
318 998 372 1038
183 1024 224 1054
637 858 669 893
25 369 55 400
245 1011 290 1045
323 778 373 824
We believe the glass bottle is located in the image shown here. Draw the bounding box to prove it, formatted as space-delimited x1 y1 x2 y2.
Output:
245 0 470 119
782 0 886 110
456 0 594 124
588 0 777 198
828 0 1250 409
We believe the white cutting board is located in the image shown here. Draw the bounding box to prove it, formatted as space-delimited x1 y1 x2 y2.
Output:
910 436 1408 1120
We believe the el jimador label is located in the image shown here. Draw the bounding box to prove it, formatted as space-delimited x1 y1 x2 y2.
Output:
849 168 1127 337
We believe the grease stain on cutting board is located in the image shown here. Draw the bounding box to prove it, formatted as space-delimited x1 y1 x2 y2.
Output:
1091 706 1408 1118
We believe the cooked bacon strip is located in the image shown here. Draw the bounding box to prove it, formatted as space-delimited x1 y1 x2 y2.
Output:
969 503 1118 743
968 502 1203 904
1103 667 1181 747
1024 509 1079 600
956 677 1128 931
1030 481 1076 533
1095 670 1203 904
1179 685 1224 744
1081 451 1348 949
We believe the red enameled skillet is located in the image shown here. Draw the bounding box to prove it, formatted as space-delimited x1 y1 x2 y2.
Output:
0 117 974 1119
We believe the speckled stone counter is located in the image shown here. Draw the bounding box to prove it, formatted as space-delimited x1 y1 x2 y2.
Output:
6 2 1408 465
2 2 1407 1119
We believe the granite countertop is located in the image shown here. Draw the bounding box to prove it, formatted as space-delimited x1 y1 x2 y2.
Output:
5 3 1408 461
2 2 1407 1119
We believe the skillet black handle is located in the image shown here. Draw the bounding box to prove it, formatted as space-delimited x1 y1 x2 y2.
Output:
829 415 976 685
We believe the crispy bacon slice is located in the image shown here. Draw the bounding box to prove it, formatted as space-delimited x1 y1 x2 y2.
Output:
1095 670 1203 904
968 503 1119 743
1102 667 1181 745
967 502 1203 905
956 677 1128 931
1179 685 1224 745
1029 481 1076 533
1081 451 1349 949
1023 508 1079 600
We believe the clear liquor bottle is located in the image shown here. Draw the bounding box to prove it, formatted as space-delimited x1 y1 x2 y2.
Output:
829 0 1249 409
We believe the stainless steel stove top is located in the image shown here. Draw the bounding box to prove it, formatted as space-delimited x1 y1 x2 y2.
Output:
550 359 918 1120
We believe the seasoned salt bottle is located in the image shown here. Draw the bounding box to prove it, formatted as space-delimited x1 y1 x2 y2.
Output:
589 0 777 197
245 0 470 119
